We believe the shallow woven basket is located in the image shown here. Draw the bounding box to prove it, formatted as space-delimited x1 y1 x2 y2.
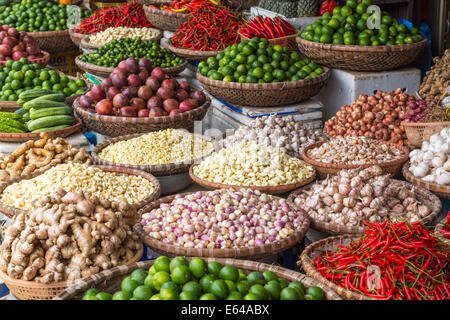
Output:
143 1 190 32
0 51 50 68
301 141 409 179
239 30 301 52
401 121 450 148
161 38 224 62
189 164 316 195
403 161 450 200
296 37 428 72
197 67 329 107
73 96 210 137
135 193 311 260
0 118 82 143
75 55 188 78
80 28 163 52
434 217 450 246
69 28 89 47
29 30 78 54
54 257 342 300
0 244 143 300
0 165 161 219
0 101 22 113
92 132 214 176
288 179 442 235
300 234 379 300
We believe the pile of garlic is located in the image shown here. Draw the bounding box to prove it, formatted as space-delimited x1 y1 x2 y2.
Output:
408 127 450 185
224 115 327 157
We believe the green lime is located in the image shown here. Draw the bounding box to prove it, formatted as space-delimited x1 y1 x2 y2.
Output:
347 0 357 8
264 280 282 300
152 271 171 290
133 285 153 300
199 293 217 300
189 258 206 278
200 274 217 292
144 274 155 290
180 291 197 300
273 69 286 81
154 256 171 273
356 3 367 15
244 293 260 300
346 15 357 25
327 18 340 30
85 288 99 296
247 272 265 285
219 265 239 282
95 292 112 300
280 287 300 300
236 280 250 295
249 284 269 300
169 257 188 273
322 12 332 20
160 287 179 300
306 286 325 300
262 271 277 282
340 5 353 17
182 281 202 298
207 262 222 276
112 291 132 300
224 280 236 293
252 67 263 79
10 79 22 90
148 265 157 276
121 277 140 293
161 281 180 293
410 27 419 35
130 269 147 285
238 269 246 281
319 34 332 43
289 282 306 297
149 294 161 300
226 291 243 300
171 265 191 285
209 279 228 299
278 278 289 289
82 294 99 300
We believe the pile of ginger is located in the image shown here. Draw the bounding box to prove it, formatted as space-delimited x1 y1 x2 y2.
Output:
0 188 141 284
0 133 91 183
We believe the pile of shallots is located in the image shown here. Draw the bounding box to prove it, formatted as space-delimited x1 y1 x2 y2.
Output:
325 89 416 146
291 166 432 227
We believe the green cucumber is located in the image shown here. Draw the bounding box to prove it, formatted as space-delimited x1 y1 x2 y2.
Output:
31 93 66 103
23 99 69 111
27 115 76 132
30 106 73 120
22 112 30 122
19 89 57 102
31 124 72 133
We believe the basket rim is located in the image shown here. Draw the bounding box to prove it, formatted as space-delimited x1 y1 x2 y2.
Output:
196 66 330 90
296 37 428 53
288 178 442 235
135 192 311 258
0 118 82 141
163 38 224 56
0 244 144 290
300 234 375 300
0 50 50 67
433 217 450 245
73 95 211 124
54 256 343 300
401 120 450 127
28 29 70 37
301 140 409 170
91 131 215 176
80 28 163 50
144 1 190 18
0 164 162 218
403 161 450 196
189 163 317 195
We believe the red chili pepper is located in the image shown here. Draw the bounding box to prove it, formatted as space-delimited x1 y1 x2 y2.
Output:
319 0 338 16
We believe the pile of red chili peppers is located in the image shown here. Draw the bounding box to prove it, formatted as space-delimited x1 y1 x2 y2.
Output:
319 0 338 16
315 220 449 300
73 2 151 34
150 0 221 14
170 5 244 51
437 211 450 239
240 16 295 39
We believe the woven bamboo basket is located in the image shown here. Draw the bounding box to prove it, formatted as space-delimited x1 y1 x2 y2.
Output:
54 257 342 300
403 161 450 200
0 244 143 300
189 164 316 195
288 179 442 235
143 1 190 32
296 37 428 72
80 28 163 52
0 165 161 219
135 193 311 260
28 30 78 53
239 30 301 52
161 38 224 62
73 96 210 137
401 121 450 148
92 132 214 176
69 28 89 47
300 234 379 300
301 141 409 179
0 118 82 143
196 68 329 107
434 217 450 246
75 55 188 79
0 51 50 68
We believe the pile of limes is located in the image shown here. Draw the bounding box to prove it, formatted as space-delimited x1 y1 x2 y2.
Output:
0 58 86 101
0 0 90 32
78 38 185 69
198 37 324 83
300 0 423 46
82 256 326 300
